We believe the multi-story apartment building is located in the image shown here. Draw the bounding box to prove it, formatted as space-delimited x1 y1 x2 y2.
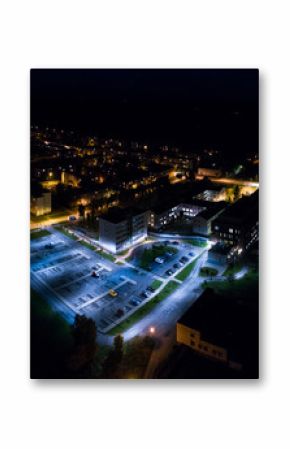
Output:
99 208 148 253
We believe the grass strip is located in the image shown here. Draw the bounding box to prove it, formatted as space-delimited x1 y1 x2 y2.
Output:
30 229 51 240
175 259 198 281
108 280 179 335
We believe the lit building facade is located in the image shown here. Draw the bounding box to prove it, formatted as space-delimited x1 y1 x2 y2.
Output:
148 203 205 230
191 203 226 237
176 289 258 373
31 191 51 216
197 167 222 178
99 208 148 253
212 190 259 252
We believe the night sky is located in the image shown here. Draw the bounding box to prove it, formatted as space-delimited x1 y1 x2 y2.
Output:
31 69 258 155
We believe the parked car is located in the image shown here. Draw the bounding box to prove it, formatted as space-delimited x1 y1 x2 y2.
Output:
116 308 124 318
188 252 195 257
155 257 165 264
174 263 181 269
166 269 173 276
165 251 174 257
172 241 180 245
109 289 118 297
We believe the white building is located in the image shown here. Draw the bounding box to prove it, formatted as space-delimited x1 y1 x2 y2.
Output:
191 203 226 237
99 208 148 253
148 202 206 230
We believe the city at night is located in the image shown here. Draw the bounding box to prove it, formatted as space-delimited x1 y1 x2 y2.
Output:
30 69 259 379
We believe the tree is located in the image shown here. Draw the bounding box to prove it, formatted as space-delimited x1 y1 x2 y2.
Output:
67 315 98 375
78 204 85 218
233 184 241 201
102 334 124 378
114 334 124 363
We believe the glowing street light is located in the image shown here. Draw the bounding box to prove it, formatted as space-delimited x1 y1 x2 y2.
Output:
149 326 155 334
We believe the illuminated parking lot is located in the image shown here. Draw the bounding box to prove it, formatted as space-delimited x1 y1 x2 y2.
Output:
30 227 207 333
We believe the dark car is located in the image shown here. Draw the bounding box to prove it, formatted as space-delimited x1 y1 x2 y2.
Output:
174 263 181 269
129 299 138 306
188 252 195 257
116 308 124 318
165 269 173 276
172 241 180 245
165 251 174 257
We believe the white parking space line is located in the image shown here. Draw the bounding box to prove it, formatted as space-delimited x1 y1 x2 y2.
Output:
77 278 135 311
32 272 79 314
35 252 90 273
55 266 104 290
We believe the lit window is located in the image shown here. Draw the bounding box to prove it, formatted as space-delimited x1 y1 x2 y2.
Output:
229 228 233 233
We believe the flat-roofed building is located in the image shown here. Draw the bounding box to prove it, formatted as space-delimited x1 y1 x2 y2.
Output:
148 202 205 231
176 289 258 375
207 242 235 265
197 167 222 178
194 187 226 202
31 190 51 216
99 207 148 253
191 202 227 237
212 190 259 252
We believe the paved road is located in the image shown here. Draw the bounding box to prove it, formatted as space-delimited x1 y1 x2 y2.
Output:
127 254 207 377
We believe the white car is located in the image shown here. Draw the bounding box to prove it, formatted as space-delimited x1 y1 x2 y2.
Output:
155 257 164 264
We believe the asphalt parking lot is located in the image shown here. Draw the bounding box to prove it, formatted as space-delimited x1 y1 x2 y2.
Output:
30 227 206 333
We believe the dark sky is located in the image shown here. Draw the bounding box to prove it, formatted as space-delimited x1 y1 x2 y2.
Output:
31 69 258 155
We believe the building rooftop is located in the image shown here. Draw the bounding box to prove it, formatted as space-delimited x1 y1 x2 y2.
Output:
178 288 258 363
100 207 147 224
197 202 227 220
150 201 180 215
216 190 258 224
209 242 233 255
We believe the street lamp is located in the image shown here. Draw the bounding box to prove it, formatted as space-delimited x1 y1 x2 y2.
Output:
149 326 155 334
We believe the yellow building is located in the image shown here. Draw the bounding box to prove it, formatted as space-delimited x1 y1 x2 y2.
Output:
61 171 80 187
176 289 258 371
31 191 51 216
176 322 228 363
